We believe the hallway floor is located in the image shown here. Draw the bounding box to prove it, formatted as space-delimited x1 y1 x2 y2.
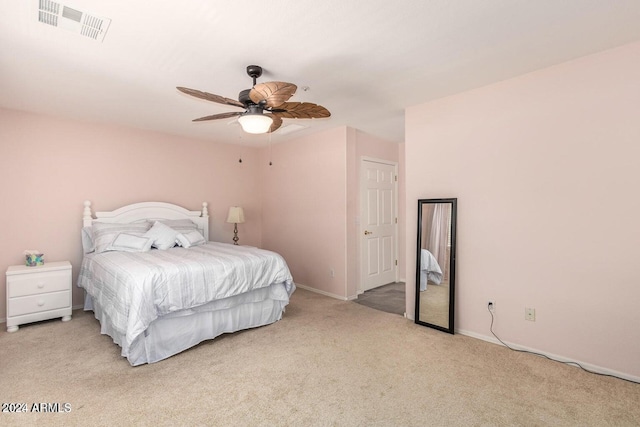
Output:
354 282 405 316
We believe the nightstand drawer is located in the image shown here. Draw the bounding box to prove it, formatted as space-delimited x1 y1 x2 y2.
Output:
8 291 71 317
7 270 70 298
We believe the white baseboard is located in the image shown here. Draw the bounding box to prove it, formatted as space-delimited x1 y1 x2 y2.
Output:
294 283 350 301
457 328 640 384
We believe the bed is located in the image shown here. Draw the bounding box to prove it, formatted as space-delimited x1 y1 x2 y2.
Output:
419 248 443 291
78 200 295 366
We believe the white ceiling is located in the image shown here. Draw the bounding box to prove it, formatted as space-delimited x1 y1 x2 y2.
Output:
2 1 640 146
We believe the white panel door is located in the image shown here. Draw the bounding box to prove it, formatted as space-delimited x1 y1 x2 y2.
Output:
361 160 397 291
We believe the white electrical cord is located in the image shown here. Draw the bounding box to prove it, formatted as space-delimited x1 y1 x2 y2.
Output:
487 304 638 385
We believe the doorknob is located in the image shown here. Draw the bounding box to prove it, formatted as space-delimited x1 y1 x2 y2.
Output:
364 230 372 235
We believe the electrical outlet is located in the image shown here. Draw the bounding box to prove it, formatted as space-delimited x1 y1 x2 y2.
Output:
329 268 335 278
525 307 536 321
487 300 495 312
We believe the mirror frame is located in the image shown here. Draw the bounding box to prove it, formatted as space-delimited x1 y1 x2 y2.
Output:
415 198 457 334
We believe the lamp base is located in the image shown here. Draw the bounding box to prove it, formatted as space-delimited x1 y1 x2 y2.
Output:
233 223 239 245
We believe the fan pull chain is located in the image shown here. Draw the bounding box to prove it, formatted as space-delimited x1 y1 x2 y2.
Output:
269 131 273 166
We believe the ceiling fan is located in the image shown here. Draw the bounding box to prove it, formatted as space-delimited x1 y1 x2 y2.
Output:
177 65 331 134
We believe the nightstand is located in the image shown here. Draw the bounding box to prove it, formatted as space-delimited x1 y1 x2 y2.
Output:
6 261 72 333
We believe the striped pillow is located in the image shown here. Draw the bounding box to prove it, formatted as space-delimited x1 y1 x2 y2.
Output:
92 222 151 254
108 233 153 253
155 219 198 232
176 230 206 248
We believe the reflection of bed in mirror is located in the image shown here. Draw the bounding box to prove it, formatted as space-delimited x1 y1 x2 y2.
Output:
420 248 443 291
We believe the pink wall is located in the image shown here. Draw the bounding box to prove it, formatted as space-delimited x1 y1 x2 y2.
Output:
0 109 262 318
259 127 349 298
346 128 358 298
405 41 640 379
260 127 402 300
398 142 406 282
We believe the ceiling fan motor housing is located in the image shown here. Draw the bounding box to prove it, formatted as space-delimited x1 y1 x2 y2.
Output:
238 89 253 106
244 104 265 115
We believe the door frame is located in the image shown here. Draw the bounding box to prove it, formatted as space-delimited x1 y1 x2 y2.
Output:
358 156 399 295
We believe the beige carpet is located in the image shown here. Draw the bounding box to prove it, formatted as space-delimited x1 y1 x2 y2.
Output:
1 288 639 426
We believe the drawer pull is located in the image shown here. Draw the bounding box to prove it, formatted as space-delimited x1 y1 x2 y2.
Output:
37 282 45 289
37 299 45 307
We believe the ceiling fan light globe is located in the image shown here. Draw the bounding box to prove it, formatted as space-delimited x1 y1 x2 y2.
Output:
238 114 273 134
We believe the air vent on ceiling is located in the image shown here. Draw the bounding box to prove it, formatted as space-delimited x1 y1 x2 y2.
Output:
37 0 111 42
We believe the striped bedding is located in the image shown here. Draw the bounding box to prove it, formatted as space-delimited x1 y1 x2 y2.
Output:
78 242 294 353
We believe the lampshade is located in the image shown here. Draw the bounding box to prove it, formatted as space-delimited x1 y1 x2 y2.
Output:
226 206 245 224
238 113 273 134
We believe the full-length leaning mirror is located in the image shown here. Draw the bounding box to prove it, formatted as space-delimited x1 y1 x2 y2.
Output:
415 198 457 334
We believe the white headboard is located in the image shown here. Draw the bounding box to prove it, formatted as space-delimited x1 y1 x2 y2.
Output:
83 201 209 240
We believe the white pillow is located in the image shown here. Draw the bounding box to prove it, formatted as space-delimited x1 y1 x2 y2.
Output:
176 230 206 248
144 221 179 250
93 222 151 254
81 226 95 254
108 233 153 252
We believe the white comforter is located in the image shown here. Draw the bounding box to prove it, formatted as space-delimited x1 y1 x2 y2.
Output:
78 242 294 353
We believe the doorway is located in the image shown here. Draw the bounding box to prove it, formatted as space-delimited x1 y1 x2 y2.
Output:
359 158 398 293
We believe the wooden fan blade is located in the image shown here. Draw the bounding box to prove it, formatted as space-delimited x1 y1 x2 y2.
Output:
275 102 331 119
193 111 243 122
267 114 283 133
177 87 244 108
249 82 297 107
